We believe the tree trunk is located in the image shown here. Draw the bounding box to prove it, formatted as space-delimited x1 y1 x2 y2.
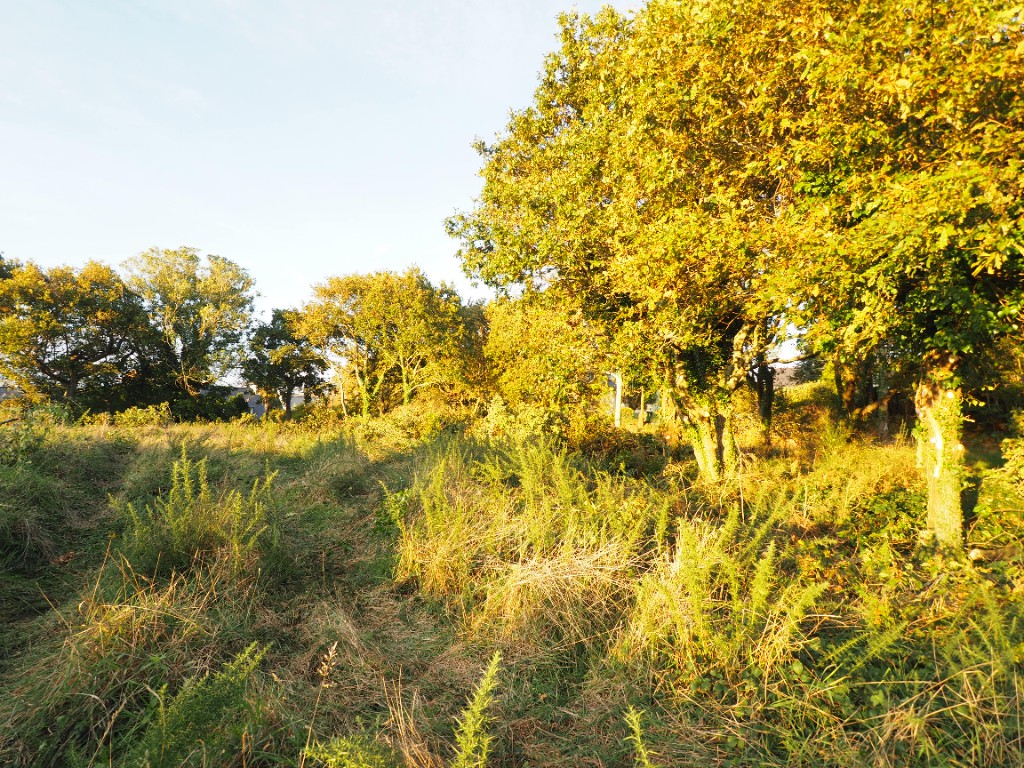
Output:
401 367 412 405
875 355 889 439
750 360 774 447
658 384 685 450
684 405 738 484
688 413 722 483
915 371 964 550
835 356 853 415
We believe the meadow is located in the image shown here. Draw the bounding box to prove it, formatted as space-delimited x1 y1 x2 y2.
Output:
1 386 1022 768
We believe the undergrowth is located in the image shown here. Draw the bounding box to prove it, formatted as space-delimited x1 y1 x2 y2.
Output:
1 404 1022 767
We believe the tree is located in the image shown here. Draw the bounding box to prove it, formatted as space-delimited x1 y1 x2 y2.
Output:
789 0 1024 547
0 253 19 280
243 309 327 417
298 269 467 417
448 3 817 481
0 261 156 408
123 247 255 395
484 292 606 413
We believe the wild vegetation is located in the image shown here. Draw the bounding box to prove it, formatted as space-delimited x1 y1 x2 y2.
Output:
1 0 1023 765
0 390 1021 767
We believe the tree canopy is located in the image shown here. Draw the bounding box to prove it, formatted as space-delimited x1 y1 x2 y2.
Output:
450 0 1024 541
242 309 327 417
298 269 468 417
123 247 256 396
0 261 156 408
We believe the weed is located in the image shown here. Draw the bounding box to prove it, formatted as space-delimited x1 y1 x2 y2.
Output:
125 642 266 767
119 445 279 578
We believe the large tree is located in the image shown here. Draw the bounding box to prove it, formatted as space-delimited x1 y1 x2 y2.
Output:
123 247 255 395
449 3 817 481
790 0 1024 548
454 0 1024 544
298 269 466 417
0 261 156 408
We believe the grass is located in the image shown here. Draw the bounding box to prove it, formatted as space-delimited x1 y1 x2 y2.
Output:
0 399 1022 767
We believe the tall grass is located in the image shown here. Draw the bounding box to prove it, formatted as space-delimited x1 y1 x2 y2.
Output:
395 439 660 653
2 405 1022 767
1 554 217 766
393 432 1024 767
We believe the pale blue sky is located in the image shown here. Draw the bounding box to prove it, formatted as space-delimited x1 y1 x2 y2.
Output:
1 0 619 316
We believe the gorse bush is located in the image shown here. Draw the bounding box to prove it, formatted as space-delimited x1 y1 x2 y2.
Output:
305 735 400 768
305 652 502 768
119 446 279 577
125 642 266 768
624 708 658 768
114 402 174 428
450 651 501 768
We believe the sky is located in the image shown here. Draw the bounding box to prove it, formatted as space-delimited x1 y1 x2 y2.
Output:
0 0 622 317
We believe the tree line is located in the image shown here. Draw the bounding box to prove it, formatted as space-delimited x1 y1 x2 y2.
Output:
0 248 485 421
447 0 1023 549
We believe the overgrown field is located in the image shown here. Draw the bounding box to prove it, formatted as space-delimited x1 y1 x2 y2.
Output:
2 391 1023 767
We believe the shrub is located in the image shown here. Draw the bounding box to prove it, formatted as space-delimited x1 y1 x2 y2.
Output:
118 446 279 577
305 734 400 768
999 410 1024 490
450 651 501 768
611 507 825 680
469 396 564 444
124 643 266 768
114 403 174 428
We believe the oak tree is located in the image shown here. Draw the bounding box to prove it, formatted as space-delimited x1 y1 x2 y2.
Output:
123 247 255 395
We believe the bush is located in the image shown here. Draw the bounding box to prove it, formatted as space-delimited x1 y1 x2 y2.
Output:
114 403 174 428
171 392 250 423
999 410 1024 490
118 446 280 578
304 735 400 768
125 643 266 768
469 396 564 444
